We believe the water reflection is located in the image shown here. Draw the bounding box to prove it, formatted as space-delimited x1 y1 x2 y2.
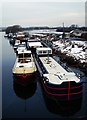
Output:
13 80 37 100
42 88 82 117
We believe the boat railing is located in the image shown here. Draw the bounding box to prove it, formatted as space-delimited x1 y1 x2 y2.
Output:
18 58 32 63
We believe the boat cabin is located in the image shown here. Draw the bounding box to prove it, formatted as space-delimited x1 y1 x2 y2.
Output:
17 50 32 63
27 41 43 53
27 42 43 48
36 47 52 56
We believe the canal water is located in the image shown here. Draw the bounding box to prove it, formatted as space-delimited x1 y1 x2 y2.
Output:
1 32 87 119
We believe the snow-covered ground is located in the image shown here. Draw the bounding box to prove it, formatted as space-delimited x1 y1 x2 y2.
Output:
29 29 57 34
53 39 87 64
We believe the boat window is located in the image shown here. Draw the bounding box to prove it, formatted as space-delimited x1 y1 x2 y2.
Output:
26 59 31 62
18 59 24 63
18 58 31 63
43 50 47 54
24 53 31 57
48 50 51 54
18 54 23 58
19 65 24 67
38 51 42 54
18 58 22 62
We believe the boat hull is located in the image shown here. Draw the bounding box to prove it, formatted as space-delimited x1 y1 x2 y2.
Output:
40 77 83 101
34 51 83 101
13 72 37 86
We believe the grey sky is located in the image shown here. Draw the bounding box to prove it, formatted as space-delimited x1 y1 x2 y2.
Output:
2 1 85 27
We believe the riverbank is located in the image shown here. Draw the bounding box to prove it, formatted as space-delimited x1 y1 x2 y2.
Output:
52 38 87 75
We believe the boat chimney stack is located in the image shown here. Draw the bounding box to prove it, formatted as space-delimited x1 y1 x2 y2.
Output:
62 22 65 39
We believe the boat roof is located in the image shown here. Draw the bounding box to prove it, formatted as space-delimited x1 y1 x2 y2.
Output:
40 57 80 84
28 39 40 42
15 62 33 68
18 44 26 47
18 49 31 54
28 42 43 47
36 47 52 51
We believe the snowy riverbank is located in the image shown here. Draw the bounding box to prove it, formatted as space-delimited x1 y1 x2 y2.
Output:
52 38 87 74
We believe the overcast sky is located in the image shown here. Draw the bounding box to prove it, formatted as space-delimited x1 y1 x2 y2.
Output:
1 0 86 27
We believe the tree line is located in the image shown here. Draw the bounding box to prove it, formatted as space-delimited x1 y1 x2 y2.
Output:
5 24 87 40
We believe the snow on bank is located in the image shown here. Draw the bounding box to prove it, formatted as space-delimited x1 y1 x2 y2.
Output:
53 39 86 64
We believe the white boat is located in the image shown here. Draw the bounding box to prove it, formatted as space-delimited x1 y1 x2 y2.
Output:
16 42 27 53
16 32 25 39
13 40 20 50
12 49 37 85
35 47 83 101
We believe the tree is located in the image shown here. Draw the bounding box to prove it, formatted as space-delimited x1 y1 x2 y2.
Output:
81 32 87 40
5 26 12 34
70 24 78 29
5 25 22 34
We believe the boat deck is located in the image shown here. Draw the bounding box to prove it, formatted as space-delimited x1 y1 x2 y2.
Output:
39 57 80 84
13 58 36 74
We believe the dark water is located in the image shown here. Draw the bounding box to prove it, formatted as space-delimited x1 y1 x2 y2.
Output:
2 32 87 119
